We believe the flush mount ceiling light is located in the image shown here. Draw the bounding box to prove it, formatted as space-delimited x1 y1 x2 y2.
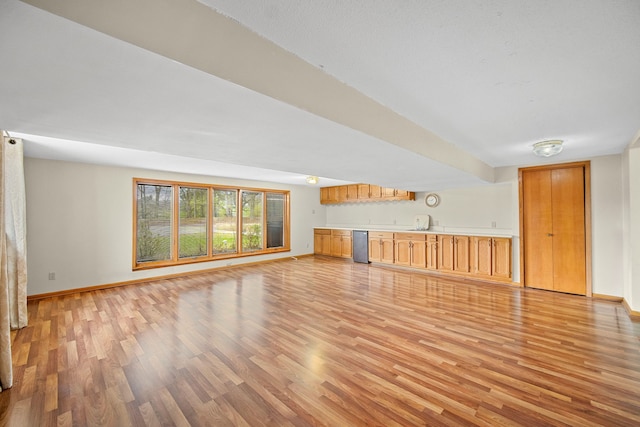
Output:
306 176 319 185
532 140 563 157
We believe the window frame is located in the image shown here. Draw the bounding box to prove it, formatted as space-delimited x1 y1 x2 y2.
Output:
133 178 290 270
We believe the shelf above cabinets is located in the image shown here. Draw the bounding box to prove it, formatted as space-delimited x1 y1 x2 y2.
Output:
320 184 415 205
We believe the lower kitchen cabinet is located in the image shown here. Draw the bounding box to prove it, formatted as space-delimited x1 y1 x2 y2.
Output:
394 233 426 268
315 228 511 283
438 235 470 273
314 229 352 258
426 235 438 270
313 229 331 256
471 236 511 279
330 229 352 258
368 232 394 264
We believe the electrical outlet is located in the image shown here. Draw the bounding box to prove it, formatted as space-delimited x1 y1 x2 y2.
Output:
48 272 55 280
491 221 497 228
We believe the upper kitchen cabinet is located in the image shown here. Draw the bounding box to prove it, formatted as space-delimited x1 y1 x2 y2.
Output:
320 184 415 204
320 186 339 204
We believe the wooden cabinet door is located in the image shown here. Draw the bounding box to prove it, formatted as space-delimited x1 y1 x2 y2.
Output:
320 188 329 205
521 164 587 295
472 236 492 276
410 241 427 268
314 231 331 255
322 235 331 255
426 236 438 270
368 238 381 262
380 238 395 263
394 240 411 266
438 235 455 271
357 184 370 200
314 233 323 254
492 238 512 279
341 235 352 258
382 187 396 198
320 186 339 204
454 236 470 273
369 185 382 199
337 186 349 203
330 230 352 258
330 235 342 257
345 185 358 201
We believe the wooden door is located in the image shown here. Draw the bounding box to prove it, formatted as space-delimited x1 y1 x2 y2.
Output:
520 162 589 295
522 169 555 290
550 167 586 293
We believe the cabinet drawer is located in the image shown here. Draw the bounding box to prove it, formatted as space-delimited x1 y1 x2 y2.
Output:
314 229 331 235
369 231 394 239
394 233 426 241
331 229 352 237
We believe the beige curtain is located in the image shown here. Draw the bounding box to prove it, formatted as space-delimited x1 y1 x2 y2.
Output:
0 134 28 391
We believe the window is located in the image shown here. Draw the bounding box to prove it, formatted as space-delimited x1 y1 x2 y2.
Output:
179 186 208 258
133 179 290 269
213 189 237 255
266 192 285 248
136 183 173 263
241 191 263 252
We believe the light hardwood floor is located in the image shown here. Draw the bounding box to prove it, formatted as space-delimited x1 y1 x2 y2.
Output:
1 256 639 426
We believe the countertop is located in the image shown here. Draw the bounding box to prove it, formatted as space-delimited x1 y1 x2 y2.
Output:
314 226 514 238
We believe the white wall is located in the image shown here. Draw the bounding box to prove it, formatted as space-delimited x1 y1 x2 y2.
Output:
25 158 323 296
624 146 640 310
325 183 514 235
590 155 625 297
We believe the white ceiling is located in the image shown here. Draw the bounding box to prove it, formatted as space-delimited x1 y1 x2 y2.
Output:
1 0 639 190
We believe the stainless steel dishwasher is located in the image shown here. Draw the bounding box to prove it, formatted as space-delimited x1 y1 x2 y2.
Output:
352 230 369 263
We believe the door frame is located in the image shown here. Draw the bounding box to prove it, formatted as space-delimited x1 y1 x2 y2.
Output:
518 161 592 296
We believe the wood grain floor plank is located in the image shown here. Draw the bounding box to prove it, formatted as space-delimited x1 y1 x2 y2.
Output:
2 257 639 425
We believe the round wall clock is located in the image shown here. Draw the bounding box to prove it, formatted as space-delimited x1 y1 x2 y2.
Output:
425 193 440 207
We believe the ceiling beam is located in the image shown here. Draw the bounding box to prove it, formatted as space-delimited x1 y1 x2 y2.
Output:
21 0 495 183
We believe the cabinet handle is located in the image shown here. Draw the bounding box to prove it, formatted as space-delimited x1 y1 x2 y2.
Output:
547 233 553 237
